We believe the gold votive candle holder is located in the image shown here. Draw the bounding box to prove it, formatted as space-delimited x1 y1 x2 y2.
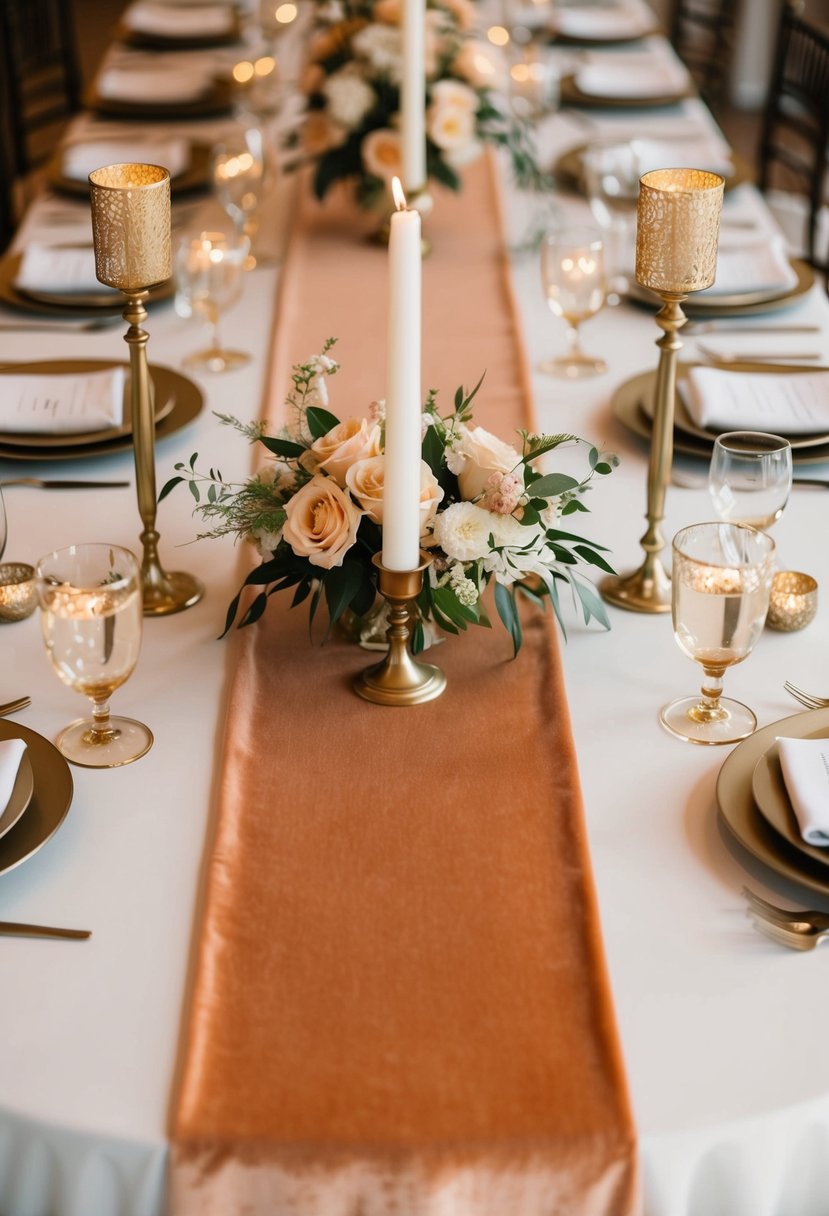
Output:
766 571 818 632
89 162 172 291
0 563 37 622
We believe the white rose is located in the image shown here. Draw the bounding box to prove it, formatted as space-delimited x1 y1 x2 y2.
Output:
427 100 476 152
454 425 522 501
430 79 478 112
346 456 444 527
432 501 497 562
452 41 508 91
323 69 376 130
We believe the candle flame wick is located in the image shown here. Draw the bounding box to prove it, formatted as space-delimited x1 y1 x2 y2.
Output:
391 176 407 212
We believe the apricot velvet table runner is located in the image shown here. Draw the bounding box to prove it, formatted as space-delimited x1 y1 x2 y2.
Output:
170 154 639 1215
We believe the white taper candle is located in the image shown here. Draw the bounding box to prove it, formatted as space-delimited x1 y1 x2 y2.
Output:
402 0 426 192
382 177 422 572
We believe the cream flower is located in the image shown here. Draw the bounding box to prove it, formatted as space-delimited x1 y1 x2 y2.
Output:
323 68 375 130
445 138 482 168
346 456 443 527
353 23 402 78
432 501 497 562
310 417 381 486
282 474 362 569
430 79 478 113
452 40 508 91
427 101 476 152
436 0 475 30
454 425 522 501
361 127 403 183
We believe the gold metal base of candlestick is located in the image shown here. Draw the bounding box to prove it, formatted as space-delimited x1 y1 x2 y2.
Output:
354 553 446 706
599 562 672 613
141 567 205 616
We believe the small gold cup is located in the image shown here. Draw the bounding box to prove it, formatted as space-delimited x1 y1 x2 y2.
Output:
0 563 37 622
766 571 818 632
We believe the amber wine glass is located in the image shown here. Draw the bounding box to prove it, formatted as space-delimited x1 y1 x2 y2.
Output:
37 544 152 767
539 226 607 377
660 522 775 745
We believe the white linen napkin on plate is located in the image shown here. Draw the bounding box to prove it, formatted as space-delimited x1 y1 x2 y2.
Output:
682 367 829 434
0 368 126 434
0 740 27 818
555 0 653 40
700 235 798 297
776 737 829 845
15 244 117 296
124 2 233 36
629 136 733 179
62 138 190 182
575 55 689 99
97 66 214 104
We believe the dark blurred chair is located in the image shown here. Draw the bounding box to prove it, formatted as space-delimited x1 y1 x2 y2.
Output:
0 113 16 253
0 0 82 177
758 0 829 279
670 0 737 110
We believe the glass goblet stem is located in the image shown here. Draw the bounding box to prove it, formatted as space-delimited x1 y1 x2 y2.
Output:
688 666 729 724
84 695 120 745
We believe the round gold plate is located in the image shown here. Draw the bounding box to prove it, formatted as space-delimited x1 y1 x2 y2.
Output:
717 707 829 898
0 721 73 878
560 73 689 109
0 360 203 461
612 363 829 465
0 753 34 841
0 252 173 319
752 741 829 870
627 258 815 316
47 142 211 200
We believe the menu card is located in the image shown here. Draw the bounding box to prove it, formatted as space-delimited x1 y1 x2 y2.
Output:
777 737 829 846
62 138 190 182
0 741 26 819
0 369 126 434
683 367 829 435
15 244 116 296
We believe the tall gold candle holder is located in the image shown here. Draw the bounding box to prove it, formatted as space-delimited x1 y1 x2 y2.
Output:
89 163 204 616
601 167 724 614
354 553 446 706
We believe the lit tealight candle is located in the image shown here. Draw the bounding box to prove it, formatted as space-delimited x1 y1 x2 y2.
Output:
382 177 422 572
766 571 818 632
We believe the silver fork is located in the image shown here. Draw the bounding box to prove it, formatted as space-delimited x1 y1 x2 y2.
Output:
783 681 829 710
744 887 829 950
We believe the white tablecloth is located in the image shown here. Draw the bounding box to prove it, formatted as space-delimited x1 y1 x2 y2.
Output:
2 12 829 1216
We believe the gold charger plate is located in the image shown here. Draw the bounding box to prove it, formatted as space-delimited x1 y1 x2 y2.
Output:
612 364 829 465
0 721 73 878
0 252 173 318
116 9 242 49
627 258 815 316
85 76 233 120
47 142 211 200
752 739 829 870
553 142 746 194
0 754 34 842
0 361 203 462
717 707 829 898
560 73 689 108
0 360 176 449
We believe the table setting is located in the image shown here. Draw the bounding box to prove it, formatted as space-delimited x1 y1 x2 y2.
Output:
3 0 829 1214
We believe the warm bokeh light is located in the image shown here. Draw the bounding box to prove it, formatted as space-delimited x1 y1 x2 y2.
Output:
233 60 255 84
274 2 297 23
254 55 277 77
487 25 510 46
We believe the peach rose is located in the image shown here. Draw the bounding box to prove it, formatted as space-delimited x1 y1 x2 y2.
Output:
282 474 363 569
455 426 522 501
373 0 401 23
302 110 346 155
452 41 508 91
345 456 444 527
361 127 403 184
310 417 381 486
437 0 475 30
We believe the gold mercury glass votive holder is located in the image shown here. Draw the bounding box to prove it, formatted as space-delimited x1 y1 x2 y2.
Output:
766 571 818 632
0 563 37 622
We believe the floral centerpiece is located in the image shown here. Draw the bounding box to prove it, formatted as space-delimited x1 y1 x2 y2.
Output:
162 341 618 654
292 0 540 208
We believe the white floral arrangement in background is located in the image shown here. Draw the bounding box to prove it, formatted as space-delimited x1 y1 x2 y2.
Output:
291 0 540 207
164 342 618 653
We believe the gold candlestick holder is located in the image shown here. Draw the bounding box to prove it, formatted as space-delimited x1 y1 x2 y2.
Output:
354 552 446 706
89 163 204 616
601 167 724 614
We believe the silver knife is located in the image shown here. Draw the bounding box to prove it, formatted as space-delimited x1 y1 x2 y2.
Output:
0 921 91 940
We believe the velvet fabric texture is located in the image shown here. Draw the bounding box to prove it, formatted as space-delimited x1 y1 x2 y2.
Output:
169 154 640 1216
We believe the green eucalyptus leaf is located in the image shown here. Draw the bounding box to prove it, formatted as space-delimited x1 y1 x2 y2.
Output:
306 405 341 439
530 472 580 498
494 582 522 657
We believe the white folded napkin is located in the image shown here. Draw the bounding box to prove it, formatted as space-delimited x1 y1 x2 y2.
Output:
124 2 233 36
683 367 829 434
701 235 798 297
575 55 689 99
97 65 214 104
629 136 733 179
555 0 653 40
776 737 829 846
0 740 27 821
62 138 190 182
0 368 126 434
15 244 117 297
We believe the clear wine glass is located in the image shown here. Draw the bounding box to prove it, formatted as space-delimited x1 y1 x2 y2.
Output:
539 226 607 378
36 543 152 768
582 139 640 304
660 522 776 745
175 231 251 373
212 127 266 268
708 431 793 530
